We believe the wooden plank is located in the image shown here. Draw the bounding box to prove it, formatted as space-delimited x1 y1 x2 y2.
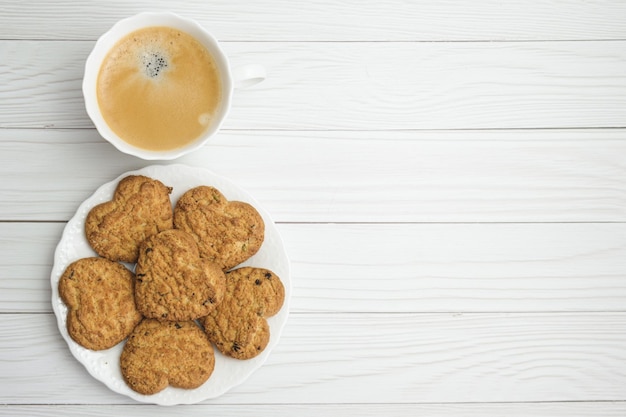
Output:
1 313 625 404
0 129 625 222
0 222 64 313
3 0 626 41
280 223 626 313
1 402 625 417
4 222 626 314
1 41 626 130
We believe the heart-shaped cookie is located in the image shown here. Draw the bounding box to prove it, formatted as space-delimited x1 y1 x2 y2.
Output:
200 267 284 360
58 257 142 351
135 229 226 321
120 319 215 395
173 186 265 270
85 175 173 263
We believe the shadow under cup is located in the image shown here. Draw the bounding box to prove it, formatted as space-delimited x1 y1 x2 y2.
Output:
83 12 234 160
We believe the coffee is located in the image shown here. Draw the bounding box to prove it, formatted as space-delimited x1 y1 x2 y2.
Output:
96 26 222 151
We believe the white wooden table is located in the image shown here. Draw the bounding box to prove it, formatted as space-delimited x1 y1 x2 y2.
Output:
2 1 626 415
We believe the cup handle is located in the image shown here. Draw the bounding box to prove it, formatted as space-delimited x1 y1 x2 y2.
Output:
232 64 266 89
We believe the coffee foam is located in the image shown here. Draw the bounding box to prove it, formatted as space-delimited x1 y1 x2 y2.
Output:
140 50 169 78
103 30 174 81
96 26 221 151
198 113 212 126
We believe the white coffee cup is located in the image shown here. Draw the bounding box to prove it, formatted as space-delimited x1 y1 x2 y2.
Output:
83 12 264 160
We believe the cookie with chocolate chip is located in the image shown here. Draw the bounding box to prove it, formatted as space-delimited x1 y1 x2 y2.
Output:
135 229 226 321
85 175 173 263
58 257 142 351
121 319 215 395
173 186 264 271
200 267 284 360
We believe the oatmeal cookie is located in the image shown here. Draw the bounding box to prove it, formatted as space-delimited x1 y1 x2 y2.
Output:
200 267 284 360
173 186 264 270
135 229 226 321
120 319 215 395
85 175 173 263
58 257 142 350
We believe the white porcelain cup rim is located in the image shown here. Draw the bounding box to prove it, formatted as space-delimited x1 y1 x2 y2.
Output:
82 12 264 160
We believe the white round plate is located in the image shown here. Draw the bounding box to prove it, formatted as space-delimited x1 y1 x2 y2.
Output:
50 164 290 405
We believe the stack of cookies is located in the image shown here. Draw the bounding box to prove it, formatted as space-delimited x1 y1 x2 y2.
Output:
58 175 285 395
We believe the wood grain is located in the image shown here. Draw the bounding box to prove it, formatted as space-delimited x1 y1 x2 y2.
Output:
4 222 625 314
1 313 625 404
3 0 626 41
2 1 626 415
2 403 626 417
280 222 626 313
0 129 624 222
1 41 626 130
0 223 63 313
